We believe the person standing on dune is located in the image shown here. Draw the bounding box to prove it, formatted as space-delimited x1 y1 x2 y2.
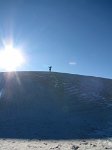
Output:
49 66 52 72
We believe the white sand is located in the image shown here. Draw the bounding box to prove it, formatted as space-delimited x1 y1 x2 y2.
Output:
0 139 112 150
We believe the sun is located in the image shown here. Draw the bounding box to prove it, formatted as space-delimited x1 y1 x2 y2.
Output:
0 44 25 71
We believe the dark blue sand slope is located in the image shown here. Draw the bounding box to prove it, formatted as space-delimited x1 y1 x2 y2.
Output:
0 71 112 139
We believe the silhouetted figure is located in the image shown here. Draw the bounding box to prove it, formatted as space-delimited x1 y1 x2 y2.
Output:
49 66 52 72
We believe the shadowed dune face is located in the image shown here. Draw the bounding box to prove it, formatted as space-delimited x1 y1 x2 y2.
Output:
0 71 112 140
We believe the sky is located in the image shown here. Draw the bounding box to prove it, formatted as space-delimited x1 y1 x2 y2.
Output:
0 0 112 78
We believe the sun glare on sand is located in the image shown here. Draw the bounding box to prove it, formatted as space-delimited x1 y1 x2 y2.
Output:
0 43 25 71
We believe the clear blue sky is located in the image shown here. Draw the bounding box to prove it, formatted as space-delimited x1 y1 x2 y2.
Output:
0 0 112 78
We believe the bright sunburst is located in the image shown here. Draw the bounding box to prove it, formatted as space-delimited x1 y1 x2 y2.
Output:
0 43 25 71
